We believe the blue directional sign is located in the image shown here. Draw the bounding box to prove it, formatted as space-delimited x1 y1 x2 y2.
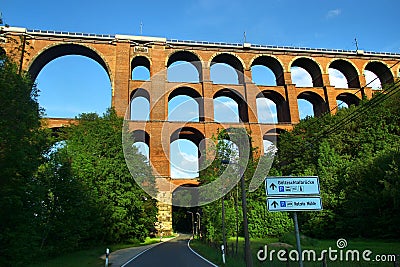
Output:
267 197 323 211
265 176 320 196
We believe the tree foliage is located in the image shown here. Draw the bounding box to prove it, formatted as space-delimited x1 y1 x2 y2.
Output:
273 84 400 239
0 53 158 266
0 55 47 265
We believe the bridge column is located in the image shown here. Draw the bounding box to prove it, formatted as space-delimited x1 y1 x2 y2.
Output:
112 41 131 116
245 82 259 124
321 73 331 87
324 85 338 114
150 124 173 236
202 81 214 122
243 69 258 123
202 65 211 82
149 51 168 121
285 84 300 124
359 74 373 99
283 71 293 85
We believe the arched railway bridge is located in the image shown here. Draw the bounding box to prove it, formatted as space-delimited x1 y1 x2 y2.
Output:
2 26 399 234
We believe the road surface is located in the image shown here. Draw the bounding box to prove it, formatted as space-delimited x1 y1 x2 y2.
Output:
121 234 217 267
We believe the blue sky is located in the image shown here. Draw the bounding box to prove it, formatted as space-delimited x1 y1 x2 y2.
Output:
2 0 399 177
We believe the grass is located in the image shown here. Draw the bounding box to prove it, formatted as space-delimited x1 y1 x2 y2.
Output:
27 236 170 267
190 236 400 267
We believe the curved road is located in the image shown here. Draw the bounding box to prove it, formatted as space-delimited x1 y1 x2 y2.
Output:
121 234 217 267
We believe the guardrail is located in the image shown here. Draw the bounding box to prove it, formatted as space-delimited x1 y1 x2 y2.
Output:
19 28 400 58
27 29 114 40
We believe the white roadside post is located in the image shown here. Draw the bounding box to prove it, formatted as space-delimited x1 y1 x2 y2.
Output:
265 176 322 267
105 248 110 267
221 244 226 264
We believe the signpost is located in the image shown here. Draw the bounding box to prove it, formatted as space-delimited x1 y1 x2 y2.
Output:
267 196 322 211
266 176 320 196
265 176 322 267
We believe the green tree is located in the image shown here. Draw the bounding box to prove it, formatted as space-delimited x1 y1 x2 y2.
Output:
0 54 47 265
65 110 158 243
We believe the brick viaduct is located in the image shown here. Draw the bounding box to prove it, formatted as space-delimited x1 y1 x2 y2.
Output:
1 26 399 234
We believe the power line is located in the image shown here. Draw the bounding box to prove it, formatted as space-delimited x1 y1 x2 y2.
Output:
320 80 400 136
303 60 400 131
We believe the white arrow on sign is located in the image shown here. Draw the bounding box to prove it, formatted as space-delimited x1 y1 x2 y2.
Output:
267 196 323 211
265 176 320 196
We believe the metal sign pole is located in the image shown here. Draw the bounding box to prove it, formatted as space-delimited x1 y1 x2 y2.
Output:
293 212 303 267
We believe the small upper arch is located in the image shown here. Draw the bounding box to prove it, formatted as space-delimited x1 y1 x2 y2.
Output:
166 50 203 82
363 60 394 86
210 52 245 84
289 56 324 87
131 55 151 80
250 55 285 86
327 59 361 88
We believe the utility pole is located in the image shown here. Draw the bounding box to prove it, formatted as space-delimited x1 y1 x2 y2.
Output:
240 165 253 267
354 38 359 51
187 211 194 237
221 195 227 256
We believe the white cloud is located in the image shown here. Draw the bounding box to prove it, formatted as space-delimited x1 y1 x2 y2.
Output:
170 140 199 178
364 70 382 90
329 68 348 88
291 67 313 87
213 97 239 122
256 98 278 123
326 9 341 19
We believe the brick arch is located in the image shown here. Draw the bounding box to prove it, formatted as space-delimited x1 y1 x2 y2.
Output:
214 88 248 122
170 126 205 147
336 92 360 107
129 88 150 120
263 128 280 143
363 60 395 85
166 50 203 81
209 52 245 84
249 55 285 86
170 126 206 180
256 90 290 123
289 56 324 87
131 55 151 77
298 91 328 117
327 59 361 88
131 87 150 100
28 42 112 82
168 86 204 121
131 129 150 147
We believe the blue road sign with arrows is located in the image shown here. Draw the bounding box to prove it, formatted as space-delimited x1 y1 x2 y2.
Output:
265 176 320 196
267 197 323 212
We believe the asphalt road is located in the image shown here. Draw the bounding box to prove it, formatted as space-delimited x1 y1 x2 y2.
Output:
121 234 217 267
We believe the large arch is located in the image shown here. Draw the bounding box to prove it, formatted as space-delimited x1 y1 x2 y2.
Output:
210 53 245 84
168 87 203 121
131 55 151 80
297 91 327 117
328 59 360 88
28 43 110 81
167 50 202 82
214 88 248 122
256 90 290 123
290 57 323 87
364 61 394 86
251 55 285 86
